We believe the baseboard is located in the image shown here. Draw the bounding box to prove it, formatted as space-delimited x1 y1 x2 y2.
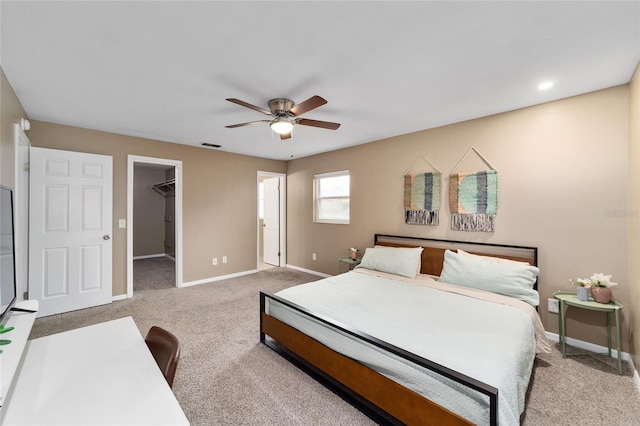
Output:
112 264 254 299
132 253 166 260
112 294 128 302
285 264 331 278
545 331 631 360
181 269 259 287
133 254 175 261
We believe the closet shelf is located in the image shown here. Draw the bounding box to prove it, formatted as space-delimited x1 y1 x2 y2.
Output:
151 179 175 197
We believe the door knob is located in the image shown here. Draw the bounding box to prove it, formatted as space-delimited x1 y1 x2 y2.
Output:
103 235 111 240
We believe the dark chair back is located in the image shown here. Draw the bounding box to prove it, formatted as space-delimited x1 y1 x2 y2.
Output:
145 325 180 388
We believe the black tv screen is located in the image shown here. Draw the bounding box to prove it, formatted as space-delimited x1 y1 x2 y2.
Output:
0 185 17 325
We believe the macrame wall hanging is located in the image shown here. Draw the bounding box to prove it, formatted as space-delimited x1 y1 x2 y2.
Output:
448 147 497 232
403 155 442 226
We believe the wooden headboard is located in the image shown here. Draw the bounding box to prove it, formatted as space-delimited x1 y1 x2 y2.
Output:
373 234 538 277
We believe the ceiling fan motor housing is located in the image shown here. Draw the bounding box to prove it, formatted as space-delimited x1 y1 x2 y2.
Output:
268 98 295 116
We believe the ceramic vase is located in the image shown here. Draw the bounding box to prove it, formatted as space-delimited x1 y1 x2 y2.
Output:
350 251 357 260
576 286 590 301
591 286 612 304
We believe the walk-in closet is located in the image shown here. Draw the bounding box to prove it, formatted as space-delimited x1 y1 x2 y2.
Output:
133 164 176 291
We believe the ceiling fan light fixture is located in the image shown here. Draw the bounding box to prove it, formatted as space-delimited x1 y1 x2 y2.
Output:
270 118 294 135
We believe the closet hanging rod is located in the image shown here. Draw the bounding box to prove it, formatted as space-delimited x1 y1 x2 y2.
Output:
151 179 175 197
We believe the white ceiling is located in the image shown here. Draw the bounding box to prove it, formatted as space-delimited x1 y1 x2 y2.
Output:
2 1 639 161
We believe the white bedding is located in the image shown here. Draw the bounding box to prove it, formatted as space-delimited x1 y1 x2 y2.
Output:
269 268 549 426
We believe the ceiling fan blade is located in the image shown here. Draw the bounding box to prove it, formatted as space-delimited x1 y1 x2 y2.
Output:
225 98 271 115
225 120 270 128
296 118 341 130
280 132 292 140
289 95 327 116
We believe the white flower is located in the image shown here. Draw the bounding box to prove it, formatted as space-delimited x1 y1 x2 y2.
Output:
589 273 618 288
573 273 618 288
349 247 358 253
574 278 591 287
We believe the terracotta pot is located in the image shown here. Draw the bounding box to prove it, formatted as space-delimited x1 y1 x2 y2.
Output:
591 286 612 304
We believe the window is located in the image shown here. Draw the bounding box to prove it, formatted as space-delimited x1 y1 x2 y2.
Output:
314 170 350 224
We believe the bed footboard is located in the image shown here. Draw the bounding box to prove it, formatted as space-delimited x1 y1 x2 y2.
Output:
260 292 498 426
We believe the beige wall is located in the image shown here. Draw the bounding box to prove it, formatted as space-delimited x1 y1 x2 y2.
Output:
27 121 287 295
288 86 630 350
628 62 640 366
0 67 27 188
133 166 167 257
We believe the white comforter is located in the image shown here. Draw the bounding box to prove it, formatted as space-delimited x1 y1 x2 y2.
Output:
270 269 549 426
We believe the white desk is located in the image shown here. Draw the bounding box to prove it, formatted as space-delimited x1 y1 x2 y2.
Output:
0 300 39 406
0 316 189 425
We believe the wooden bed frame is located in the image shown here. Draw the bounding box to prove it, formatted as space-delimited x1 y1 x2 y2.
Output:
260 234 538 426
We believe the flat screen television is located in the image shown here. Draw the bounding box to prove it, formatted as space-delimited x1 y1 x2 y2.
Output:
0 185 17 325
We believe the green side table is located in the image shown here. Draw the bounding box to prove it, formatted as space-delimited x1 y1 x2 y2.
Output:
553 291 623 375
338 257 362 273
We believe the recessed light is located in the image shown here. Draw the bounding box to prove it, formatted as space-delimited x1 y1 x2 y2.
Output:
201 143 222 148
538 81 554 91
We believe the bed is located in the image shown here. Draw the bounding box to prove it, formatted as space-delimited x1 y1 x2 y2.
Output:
259 234 550 425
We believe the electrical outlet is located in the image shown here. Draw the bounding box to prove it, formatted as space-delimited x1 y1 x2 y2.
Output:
222 256 227 264
212 257 218 266
312 253 317 261
548 298 559 314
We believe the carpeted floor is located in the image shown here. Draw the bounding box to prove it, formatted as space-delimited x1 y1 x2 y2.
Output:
133 256 177 291
29 258 640 425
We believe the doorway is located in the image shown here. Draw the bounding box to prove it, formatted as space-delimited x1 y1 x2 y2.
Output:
14 124 30 302
132 163 176 291
257 172 286 270
127 156 183 297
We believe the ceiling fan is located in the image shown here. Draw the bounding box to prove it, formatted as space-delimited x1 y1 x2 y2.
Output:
225 95 341 140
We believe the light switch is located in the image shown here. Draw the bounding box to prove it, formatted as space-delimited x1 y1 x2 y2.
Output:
118 219 126 229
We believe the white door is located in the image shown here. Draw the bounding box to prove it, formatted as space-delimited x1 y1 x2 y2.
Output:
263 177 280 266
29 148 113 317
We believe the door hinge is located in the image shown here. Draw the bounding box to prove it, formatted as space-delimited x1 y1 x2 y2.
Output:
23 291 29 299
24 163 30 171
278 252 281 257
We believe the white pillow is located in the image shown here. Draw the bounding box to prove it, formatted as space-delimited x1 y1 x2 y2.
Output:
374 245 423 275
457 249 530 266
439 249 540 306
356 246 423 278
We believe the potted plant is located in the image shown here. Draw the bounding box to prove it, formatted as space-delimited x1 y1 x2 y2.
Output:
572 277 592 301
573 273 618 303
349 247 359 260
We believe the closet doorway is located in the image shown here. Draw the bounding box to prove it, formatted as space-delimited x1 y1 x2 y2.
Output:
257 172 286 270
127 156 183 297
